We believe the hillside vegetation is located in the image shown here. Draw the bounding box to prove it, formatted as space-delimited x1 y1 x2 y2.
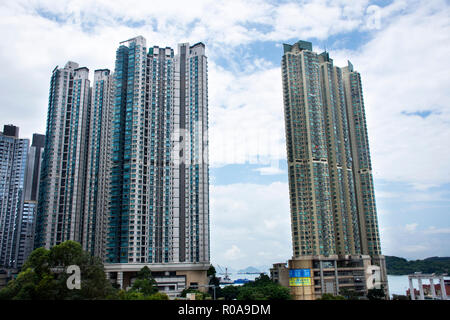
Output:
386 256 450 275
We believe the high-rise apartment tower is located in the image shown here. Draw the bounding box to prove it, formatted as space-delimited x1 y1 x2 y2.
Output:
35 36 210 297
280 40 387 299
83 69 114 259
35 62 91 249
0 125 29 268
104 36 210 297
35 61 113 258
17 133 45 268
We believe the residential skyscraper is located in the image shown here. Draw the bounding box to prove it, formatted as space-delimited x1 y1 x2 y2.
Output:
104 36 210 297
35 61 114 259
16 133 45 268
35 62 91 249
35 36 210 297
280 40 387 299
341 61 381 257
83 69 114 259
0 125 29 269
24 134 45 202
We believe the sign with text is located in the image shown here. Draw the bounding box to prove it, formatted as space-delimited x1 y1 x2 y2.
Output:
289 269 312 287
289 269 311 278
289 277 312 286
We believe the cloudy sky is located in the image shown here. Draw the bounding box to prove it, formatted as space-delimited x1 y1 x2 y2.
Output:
1 0 449 270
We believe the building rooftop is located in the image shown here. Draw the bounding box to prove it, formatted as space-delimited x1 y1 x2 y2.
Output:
283 40 313 53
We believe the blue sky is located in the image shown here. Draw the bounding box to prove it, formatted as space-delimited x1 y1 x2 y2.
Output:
0 0 449 270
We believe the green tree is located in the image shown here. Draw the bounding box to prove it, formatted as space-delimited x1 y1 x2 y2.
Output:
207 264 221 299
22 247 51 276
367 286 386 300
339 288 360 300
117 290 146 300
180 288 211 300
250 274 272 286
221 285 240 300
0 240 115 300
128 266 158 296
146 292 169 300
237 286 268 300
234 274 291 301
207 265 216 277
318 293 345 300
1 268 40 300
116 290 169 300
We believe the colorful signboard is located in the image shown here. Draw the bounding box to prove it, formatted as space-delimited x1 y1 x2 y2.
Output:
289 269 311 278
289 269 312 287
289 277 311 286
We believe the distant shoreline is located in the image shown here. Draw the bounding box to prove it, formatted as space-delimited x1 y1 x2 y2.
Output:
386 256 450 275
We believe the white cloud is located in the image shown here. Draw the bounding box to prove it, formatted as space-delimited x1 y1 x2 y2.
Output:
2 0 379 47
6 0 448 187
380 223 450 259
209 63 286 167
402 245 429 254
210 182 291 269
424 227 450 235
253 165 285 175
1 0 450 264
409 183 440 192
224 245 245 261
265 0 369 41
375 187 450 203
375 191 400 199
405 223 418 233
330 0 450 186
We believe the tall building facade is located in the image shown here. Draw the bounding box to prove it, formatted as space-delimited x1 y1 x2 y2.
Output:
341 61 381 256
17 133 45 268
35 61 113 258
104 36 210 296
83 69 114 259
281 40 387 299
35 62 91 249
107 37 209 265
0 125 29 268
35 36 210 296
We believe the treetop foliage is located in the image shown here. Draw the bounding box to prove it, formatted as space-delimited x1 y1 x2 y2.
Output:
0 241 115 300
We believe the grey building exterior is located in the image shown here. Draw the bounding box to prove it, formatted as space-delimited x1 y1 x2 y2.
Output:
0 125 29 268
104 36 210 297
24 134 45 202
106 36 210 266
281 40 388 299
83 68 114 259
34 37 210 297
16 134 45 268
34 36 210 297
35 62 91 249
35 61 114 259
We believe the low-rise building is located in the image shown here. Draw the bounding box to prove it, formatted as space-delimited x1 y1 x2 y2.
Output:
407 274 449 300
270 263 289 287
271 255 389 300
104 263 209 299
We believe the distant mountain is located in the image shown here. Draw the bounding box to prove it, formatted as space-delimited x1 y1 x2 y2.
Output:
257 265 271 273
214 265 271 274
385 256 450 275
237 266 263 274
